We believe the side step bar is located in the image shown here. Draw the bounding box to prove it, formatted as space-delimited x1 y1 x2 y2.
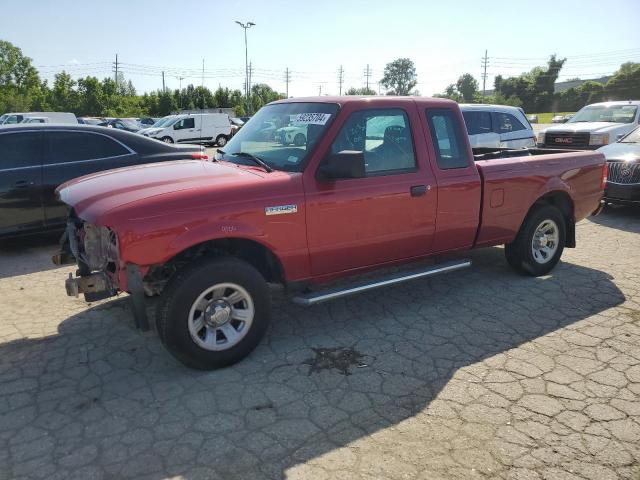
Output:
292 259 471 306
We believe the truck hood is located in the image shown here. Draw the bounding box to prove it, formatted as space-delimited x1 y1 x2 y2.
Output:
543 122 629 134
57 160 266 223
598 142 640 162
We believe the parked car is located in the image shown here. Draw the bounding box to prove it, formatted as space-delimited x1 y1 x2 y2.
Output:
539 101 640 149
527 114 538 124
460 104 536 149
138 117 159 127
139 113 232 146
55 96 606 370
98 118 141 132
275 124 307 146
0 112 77 125
229 117 244 137
77 117 104 125
551 115 567 123
0 124 208 239
598 126 640 205
563 114 574 122
21 117 48 124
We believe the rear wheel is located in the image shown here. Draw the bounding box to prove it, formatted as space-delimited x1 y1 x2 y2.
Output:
161 136 174 144
156 257 270 369
216 135 228 147
505 205 566 276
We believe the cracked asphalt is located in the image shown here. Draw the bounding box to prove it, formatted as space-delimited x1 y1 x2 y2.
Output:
0 206 639 480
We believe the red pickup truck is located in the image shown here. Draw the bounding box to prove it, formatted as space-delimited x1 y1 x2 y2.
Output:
55 97 606 369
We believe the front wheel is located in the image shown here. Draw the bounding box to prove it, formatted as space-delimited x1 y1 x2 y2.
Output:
505 205 566 276
161 136 174 144
216 135 228 147
293 133 306 146
156 257 270 369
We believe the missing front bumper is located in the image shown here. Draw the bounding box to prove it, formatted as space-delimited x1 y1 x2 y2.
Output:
65 272 115 302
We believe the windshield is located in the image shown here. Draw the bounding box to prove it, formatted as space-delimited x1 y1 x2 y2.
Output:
0 114 22 124
121 120 139 129
569 104 638 124
620 126 640 143
151 116 175 128
221 102 339 172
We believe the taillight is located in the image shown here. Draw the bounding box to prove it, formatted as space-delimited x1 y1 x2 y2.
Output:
601 162 608 190
191 152 209 160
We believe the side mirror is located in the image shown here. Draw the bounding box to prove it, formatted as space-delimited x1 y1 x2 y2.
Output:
173 123 180 130
616 133 625 141
318 150 365 180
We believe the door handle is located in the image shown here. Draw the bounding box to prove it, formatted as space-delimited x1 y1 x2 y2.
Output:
14 180 35 188
410 185 429 197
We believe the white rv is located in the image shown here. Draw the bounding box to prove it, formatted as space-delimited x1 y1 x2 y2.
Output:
140 113 232 146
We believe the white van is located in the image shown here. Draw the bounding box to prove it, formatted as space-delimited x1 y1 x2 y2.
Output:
0 112 77 125
141 113 232 146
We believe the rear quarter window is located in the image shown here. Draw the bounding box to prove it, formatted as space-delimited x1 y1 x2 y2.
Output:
426 109 469 170
493 112 527 134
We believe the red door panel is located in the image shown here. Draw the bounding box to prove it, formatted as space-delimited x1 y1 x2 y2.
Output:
303 101 437 276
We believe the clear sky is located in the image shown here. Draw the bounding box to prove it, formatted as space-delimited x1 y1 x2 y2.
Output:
2 0 639 97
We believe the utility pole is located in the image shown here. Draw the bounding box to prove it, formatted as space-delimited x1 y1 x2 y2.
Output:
338 65 344 95
284 67 290 98
235 20 256 115
114 53 118 88
162 71 165 92
481 50 489 99
364 64 372 91
318 84 322 96
176 76 184 108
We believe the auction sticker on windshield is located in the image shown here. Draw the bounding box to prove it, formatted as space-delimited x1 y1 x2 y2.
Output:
292 113 331 125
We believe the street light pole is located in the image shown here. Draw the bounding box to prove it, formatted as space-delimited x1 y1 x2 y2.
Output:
235 20 255 115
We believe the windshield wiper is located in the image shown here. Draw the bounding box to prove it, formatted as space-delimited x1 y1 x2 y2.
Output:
231 152 273 173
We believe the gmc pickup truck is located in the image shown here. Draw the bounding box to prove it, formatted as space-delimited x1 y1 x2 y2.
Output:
55 97 607 369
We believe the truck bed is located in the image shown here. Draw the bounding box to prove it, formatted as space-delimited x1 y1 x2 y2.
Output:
473 149 605 247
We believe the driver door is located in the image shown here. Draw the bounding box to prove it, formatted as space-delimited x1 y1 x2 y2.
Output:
304 103 437 276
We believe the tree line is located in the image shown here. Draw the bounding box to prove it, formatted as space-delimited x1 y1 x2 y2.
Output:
437 55 640 113
0 40 284 118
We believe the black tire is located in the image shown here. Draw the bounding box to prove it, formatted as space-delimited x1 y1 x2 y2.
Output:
161 136 174 144
505 205 566 276
216 135 228 147
156 257 270 370
293 133 306 146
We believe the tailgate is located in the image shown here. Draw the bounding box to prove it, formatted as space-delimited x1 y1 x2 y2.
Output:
473 151 604 247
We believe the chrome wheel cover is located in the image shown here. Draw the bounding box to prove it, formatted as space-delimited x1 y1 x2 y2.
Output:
188 283 254 351
531 219 559 264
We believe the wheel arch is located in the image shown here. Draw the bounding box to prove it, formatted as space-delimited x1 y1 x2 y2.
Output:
528 190 576 247
144 237 286 295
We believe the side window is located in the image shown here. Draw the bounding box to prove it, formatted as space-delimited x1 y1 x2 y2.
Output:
175 118 195 130
0 132 41 169
45 131 129 164
494 113 526 133
330 108 416 175
426 109 469 170
462 111 492 135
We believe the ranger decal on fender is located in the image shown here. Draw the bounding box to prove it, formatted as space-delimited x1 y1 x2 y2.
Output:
265 204 298 216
